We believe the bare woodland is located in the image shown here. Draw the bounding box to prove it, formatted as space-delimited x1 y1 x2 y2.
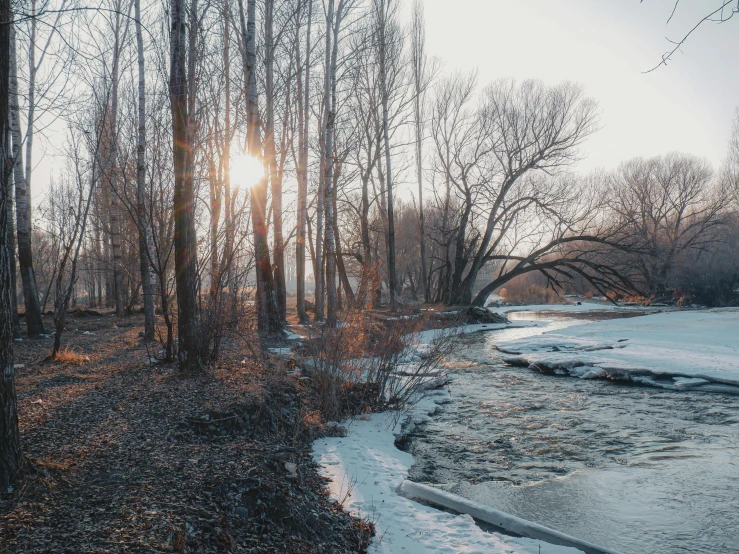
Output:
0 0 737 547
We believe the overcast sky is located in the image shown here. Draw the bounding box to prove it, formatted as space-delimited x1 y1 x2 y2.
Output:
410 0 739 172
30 1 739 207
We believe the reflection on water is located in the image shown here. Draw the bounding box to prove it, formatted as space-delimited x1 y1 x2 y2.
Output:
405 315 739 554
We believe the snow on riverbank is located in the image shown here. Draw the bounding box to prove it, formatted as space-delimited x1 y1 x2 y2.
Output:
497 309 739 390
489 301 636 315
313 393 582 554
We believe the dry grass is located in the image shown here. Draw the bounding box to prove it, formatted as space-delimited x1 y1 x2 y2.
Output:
301 309 455 420
503 284 565 305
52 346 91 365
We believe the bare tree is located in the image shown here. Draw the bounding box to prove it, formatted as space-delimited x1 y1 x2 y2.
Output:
409 0 435 302
607 153 727 294
294 0 313 323
106 0 133 317
9 24 44 335
644 0 739 72
170 0 202 369
50 130 98 357
135 0 155 339
375 0 397 311
0 0 22 486
459 80 599 305
240 0 282 333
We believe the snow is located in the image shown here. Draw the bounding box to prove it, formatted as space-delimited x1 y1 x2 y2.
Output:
497 309 739 389
413 322 512 346
267 347 292 356
489 301 625 315
313 394 582 554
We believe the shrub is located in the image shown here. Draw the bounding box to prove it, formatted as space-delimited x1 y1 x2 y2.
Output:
53 346 90 365
301 310 455 420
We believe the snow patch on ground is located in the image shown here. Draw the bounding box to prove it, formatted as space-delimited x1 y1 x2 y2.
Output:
313 393 582 554
267 347 292 356
497 309 739 390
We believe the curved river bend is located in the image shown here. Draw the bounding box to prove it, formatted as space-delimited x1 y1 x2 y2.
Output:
404 313 739 554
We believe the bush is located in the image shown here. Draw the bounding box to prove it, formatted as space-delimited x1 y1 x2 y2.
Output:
494 272 565 305
504 284 564 305
300 310 455 420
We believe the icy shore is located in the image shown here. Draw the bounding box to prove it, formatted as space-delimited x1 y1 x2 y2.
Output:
312 392 582 553
497 308 739 391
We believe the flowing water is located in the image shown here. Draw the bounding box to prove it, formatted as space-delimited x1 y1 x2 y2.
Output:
404 313 739 554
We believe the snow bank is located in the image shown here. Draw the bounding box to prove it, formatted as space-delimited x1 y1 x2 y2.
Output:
489 302 625 315
313 393 582 554
498 309 739 390
413 322 512 346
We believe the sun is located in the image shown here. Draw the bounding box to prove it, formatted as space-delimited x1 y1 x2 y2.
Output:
231 154 265 189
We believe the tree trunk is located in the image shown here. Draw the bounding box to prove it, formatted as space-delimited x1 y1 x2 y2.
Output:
240 0 282 334
332 181 354 305
264 0 286 321
9 26 43 336
170 0 202 370
377 0 397 311
411 0 427 302
295 0 312 324
0 17 22 482
5 163 19 339
109 6 125 317
322 0 338 327
314 1 330 323
135 0 155 340
222 7 236 324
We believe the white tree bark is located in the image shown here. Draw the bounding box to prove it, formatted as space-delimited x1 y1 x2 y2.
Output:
9 24 44 335
135 0 155 339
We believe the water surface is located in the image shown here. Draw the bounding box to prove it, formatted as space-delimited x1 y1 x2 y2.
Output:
405 313 739 554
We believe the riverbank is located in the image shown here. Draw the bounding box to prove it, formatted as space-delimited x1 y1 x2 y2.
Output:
401 306 739 553
311 302 739 553
311 310 591 554
0 313 372 553
312 392 581 554
497 308 739 391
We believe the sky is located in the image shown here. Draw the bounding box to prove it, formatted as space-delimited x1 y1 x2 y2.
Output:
409 0 739 172
29 0 739 207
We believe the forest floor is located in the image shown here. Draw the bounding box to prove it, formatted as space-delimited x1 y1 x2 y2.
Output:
0 311 373 554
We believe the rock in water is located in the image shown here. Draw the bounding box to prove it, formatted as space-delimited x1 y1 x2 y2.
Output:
465 306 508 325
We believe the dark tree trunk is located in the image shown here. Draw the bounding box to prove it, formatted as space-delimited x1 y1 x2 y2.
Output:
170 0 202 370
264 0 286 321
239 0 282 334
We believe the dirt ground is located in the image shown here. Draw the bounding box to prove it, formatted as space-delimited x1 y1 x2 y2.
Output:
0 312 372 553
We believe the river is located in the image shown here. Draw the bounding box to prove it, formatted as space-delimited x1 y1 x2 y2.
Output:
403 312 739 554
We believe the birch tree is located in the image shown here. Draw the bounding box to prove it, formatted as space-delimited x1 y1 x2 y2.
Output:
107 0 132 317
135 0 155 339
9 21 44 335
294 0 312 323
0 0 21 486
